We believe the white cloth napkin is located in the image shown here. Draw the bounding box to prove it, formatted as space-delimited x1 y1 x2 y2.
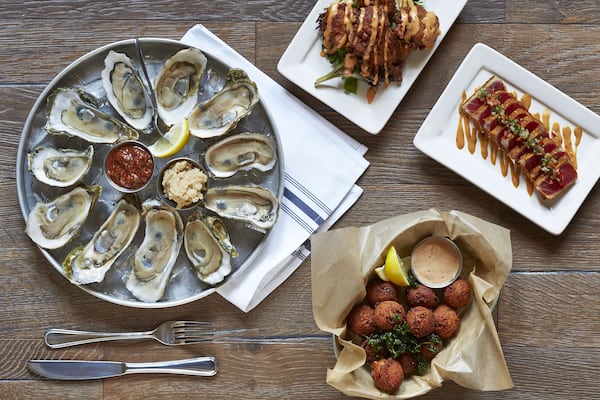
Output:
181 25 369 312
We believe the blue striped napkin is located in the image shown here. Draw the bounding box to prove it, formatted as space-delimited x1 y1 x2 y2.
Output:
182 25 369 311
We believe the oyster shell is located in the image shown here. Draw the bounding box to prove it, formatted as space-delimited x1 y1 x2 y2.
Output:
64 196 140 285
204 132 277 178
28 145 94 187
125 199 183 302
204 215 238 258
188 68 258 139
184 213 232 285
25 185 101 249
45 87 139 144
153 47 207 126
101 50 153 130
204 185 278 231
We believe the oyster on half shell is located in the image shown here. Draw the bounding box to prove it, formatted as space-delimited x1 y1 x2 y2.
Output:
45 88 139 144
188 68 258 139
204 132 277 178
184 212 234 285
153 47 207 126
204 185 279 231
28 145 94 187
203 215 238 258
102 50 154 130
125 199 183 302
25 185 101 249
64 196 140 285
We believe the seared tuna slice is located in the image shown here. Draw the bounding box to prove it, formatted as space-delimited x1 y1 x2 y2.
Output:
461 76 577 199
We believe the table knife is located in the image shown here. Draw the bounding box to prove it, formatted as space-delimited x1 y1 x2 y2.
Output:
27 357 218 380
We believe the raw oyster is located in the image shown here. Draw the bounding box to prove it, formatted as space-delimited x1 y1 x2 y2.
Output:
64 196 140 285
204 132 277 178
153 47 207 126
188 68 258 139
25 185 101 249
125 199 183 302
204 215 238 258
204 185 278 231
28 145 94 187
45 87 139 144
102 50 153 130
184 212 233 285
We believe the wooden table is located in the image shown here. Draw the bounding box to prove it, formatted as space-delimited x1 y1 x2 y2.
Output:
2 1 599 399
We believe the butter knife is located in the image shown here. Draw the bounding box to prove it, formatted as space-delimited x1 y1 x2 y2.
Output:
27 357 217 380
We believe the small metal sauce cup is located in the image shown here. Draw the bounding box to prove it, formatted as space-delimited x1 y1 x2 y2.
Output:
104 140 155 193
157 157 207 210
410 236 463 289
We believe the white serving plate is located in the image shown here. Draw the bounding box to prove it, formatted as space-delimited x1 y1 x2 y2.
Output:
277 0 468 134
413 43 600 235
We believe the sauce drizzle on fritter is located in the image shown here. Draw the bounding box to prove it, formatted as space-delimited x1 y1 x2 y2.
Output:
316 0 440 103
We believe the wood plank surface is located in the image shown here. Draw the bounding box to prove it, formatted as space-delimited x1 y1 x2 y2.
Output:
1 0 599 399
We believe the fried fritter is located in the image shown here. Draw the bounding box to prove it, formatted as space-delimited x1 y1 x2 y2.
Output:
406 306 435 338
373 300 406 331
407 284 439 309
371 358 404 394
444 278 471 309
367 279 398 305
397 352 417 376
347 304 377 336
361 338 388 363
420 337 444 360
433 304 460 339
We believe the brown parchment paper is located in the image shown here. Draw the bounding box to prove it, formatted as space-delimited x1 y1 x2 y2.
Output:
311 209 514 399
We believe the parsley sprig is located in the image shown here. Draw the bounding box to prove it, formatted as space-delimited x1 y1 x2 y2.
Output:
315 49 372 94
367 323 443 375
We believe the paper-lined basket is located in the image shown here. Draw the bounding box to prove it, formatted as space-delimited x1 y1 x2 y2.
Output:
311 209 514 399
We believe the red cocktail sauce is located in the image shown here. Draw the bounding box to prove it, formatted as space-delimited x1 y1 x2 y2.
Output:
106 142 154 190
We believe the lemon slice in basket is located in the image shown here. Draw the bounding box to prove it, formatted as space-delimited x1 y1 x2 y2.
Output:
147 118 190 158
375 246 411 286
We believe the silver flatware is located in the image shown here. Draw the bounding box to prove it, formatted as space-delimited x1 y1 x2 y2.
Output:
28 357 217 380
134 37 171 141
45 320 214 348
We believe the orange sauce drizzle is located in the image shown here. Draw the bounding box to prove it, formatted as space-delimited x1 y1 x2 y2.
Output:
521 93 532 110
456 91 582 197
457 91 479 154
456 92 466 149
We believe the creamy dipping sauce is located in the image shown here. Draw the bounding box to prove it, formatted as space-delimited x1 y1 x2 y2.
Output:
410 236 462 288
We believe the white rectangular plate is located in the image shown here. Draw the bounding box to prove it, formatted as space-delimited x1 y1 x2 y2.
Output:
413 43 600 235
277 0 468 134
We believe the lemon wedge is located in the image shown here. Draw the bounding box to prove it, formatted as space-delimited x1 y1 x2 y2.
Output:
375 246 411 286
147 118 190 158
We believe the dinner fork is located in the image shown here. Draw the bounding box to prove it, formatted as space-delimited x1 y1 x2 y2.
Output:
44 321 215 349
